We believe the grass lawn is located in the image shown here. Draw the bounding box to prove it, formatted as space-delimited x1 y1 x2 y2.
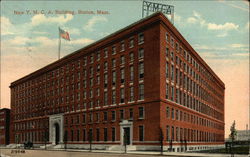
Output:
196 146 250 154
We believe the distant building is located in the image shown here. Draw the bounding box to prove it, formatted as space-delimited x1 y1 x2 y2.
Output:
0 108 10 145
9 12 225 151
236 130 250 141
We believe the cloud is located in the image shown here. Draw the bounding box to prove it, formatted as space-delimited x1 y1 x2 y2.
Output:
245 22 249 30
68 38 94 45
1 16 15 35
193 43 249 57
31 14 73 26
232 53 249 57
218 0 249 12
207 22 239 31
33 31 49 35
83 16 108 32
187 17 197 24
5 36 30 45
216 32 228 37
230 43 248 48
186 11 239 37
63 27 81 35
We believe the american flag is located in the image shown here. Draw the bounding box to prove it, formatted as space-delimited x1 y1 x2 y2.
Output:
59 27 70 41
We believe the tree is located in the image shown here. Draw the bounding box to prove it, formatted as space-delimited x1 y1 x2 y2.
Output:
88 130 93 152
229 120 237 142
159 127 164 155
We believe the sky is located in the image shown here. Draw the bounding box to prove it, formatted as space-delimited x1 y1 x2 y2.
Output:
0 0 249 138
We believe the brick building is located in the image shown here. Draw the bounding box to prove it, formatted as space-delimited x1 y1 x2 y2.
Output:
10 12 225 151
0 108 11 145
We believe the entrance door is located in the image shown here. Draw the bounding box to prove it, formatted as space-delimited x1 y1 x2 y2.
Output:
123 127 130 145
54 123 60 145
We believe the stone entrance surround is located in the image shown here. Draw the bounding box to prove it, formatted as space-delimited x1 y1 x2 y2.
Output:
49 114 64 145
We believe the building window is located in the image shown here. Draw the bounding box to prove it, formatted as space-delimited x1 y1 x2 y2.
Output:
166 106 170 118
172 126 175 141
138 33 144 44
96 99 100 107
89 113 93 123
112 90 116 105
166 125 170 141
104 128 108 141
83 129 86 141
112 71 116 85
97 76 100 85
97 64 100 72
96 113 99 123
121 68 125 83
139 48 144 59
83 57 87 66
139 84 144 100
112 127 116 142
71 130 74 141
103 111 108 121
120 55 125 65
77 130 80 141
88 128 93 142
90 55 94 64
130 66 134 81
104 62 108 71
97 88 100 97
138 106 144 119
129 52 134 61
166 83 169 99
176 110 179 120
172 108 174 119
170 38 174 47
171 65 174 81
90 89 93 98
104 48 108 58
129 86 134 102
166 33 170 43
112 46 116 55
104 74 108 88
96 128 100 141
112 59 116 68
176 89 179 103
111 111 116 121
171 86 174 101
139 126 144 141
120 41 125 51
139 62 144 79
129 108 133 120
83 114 86 123
166 62 169 78
120 88 125 103
97 51 100 61
104 92 108 106
120 109 124 120
129 38 134 48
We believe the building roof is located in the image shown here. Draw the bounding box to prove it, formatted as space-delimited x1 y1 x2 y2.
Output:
10 12 225 88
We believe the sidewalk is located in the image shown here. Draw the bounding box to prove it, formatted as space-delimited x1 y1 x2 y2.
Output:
0 147 249 157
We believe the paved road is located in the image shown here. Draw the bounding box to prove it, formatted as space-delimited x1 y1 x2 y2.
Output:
1 149 161 157
0 148 249 157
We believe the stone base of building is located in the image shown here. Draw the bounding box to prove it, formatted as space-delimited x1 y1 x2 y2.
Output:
13 143 223 152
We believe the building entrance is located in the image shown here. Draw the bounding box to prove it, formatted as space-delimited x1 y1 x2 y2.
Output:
120 120 133 146
49 114 64 145
123 127 130 145
54 123 60 145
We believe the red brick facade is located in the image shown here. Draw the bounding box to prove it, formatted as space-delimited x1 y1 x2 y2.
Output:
0 108 10 145
10 12 225 151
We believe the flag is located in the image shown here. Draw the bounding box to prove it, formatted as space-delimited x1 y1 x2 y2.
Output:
59 27 70 41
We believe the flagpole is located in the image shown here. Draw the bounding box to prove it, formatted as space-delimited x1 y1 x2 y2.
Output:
58 27 61 60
